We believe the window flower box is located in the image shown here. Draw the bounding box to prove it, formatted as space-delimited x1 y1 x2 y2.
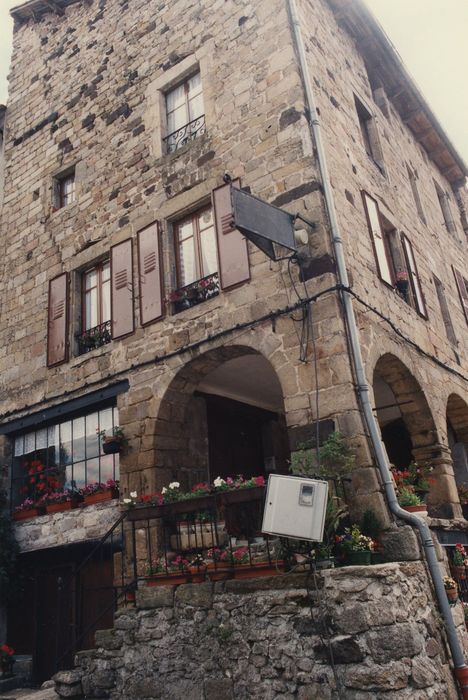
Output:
84 489 119 506
144 573 190 587
13 506 45 521
46 500 80 515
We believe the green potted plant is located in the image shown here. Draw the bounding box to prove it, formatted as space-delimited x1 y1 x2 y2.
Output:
97 427 127 454
397 487 426 513
336 525 374 565
450 543 467 582
444 575 458 605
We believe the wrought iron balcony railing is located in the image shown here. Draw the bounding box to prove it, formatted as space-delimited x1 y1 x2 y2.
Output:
76 320 112 355
164 115 206 154
168 272 220 314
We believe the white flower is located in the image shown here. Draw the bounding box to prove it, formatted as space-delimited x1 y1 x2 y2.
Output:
130 491 137 498
168 481 180 490
161 487 167 494
123 498 132 504
214 477 226 488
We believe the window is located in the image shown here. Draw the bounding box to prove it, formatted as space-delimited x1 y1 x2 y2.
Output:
354 95 384 171
54 168 76 209
434 181 456 235
406 165 426 224
77 261 111 354
434 276 457 344
164 72 205 153
362 192 427 316
171 206 220 312
11 405 120 510
453 266 468 325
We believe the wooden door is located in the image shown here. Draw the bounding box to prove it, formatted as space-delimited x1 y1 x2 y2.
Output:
78 557 115 651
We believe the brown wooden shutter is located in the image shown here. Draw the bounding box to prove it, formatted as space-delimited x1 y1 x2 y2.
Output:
138 222 164 326
47 272 69 367
453 266 468 324
212 180 250 290
111 239 134 339
401 234 427 318
362 192 393 286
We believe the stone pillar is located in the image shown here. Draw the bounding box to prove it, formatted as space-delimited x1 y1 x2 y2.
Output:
413 444 462 519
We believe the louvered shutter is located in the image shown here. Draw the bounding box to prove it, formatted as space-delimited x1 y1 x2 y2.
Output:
212 180 250 290
138 222 164 326
47 272 69 367
401 235 427 317
362 192 393 286
453 266 468 324
111 239 134 339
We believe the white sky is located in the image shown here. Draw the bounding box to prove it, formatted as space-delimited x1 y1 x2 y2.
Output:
0 0 467 164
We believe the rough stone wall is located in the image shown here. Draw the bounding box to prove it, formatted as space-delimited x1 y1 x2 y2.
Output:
298 0 468 514
72 564 461 699
13 499 119 552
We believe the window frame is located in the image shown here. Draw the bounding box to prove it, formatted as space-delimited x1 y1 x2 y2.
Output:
54 166 76 210
174 205 217 288
353 95 385 173
401 234 427 318
164 71 205 154
81 260 111 333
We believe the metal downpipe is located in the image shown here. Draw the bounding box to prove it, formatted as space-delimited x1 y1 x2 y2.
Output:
287 0 468 689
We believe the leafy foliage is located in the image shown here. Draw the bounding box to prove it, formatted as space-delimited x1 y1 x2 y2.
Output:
290 431 356 479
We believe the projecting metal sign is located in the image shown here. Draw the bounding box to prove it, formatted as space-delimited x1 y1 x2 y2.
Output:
231 187 298 261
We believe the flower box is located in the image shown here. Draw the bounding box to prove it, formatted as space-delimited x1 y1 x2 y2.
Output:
233 561 286 579
13 507 44 521
46 500 79 514
144 573 189 587
84 488 119 506
401 504 427 514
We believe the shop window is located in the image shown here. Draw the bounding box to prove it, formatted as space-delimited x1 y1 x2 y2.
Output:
11 405 120 510
76 260 111 354
169 206 220 312
164 72 205 154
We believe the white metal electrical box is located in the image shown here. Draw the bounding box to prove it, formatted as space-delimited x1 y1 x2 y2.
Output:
262 474 328 541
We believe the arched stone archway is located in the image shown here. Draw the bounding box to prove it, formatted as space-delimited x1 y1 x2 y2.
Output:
372 353 459 518
447 394 468 505
150 345 290 491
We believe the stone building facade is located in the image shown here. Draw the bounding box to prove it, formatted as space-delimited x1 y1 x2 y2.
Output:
0 0 467 691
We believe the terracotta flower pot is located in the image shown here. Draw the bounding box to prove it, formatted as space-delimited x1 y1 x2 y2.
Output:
84 489 119 506
13 507 43 521
401 504 427 514
46 500 78 514
145 573 189 587
188 565 207 583
446 586 458 604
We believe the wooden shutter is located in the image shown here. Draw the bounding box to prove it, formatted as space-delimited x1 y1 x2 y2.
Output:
47 272 69 367
453 266 468 324
111 239 134 339
401 235 427 317
137 222 164 326
212 180 250 290
362 192 393 286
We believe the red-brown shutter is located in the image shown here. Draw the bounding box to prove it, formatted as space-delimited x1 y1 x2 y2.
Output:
138 222 164 326
453 266 468 324
212 180 250 290
111 239 134 339
47 272 69 367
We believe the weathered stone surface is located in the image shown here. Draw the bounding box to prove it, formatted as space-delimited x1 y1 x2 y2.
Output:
204 678 234 699
53 670 83 685
367 623 423 663
411 656 438 688
380 526 421 562
94 629 122 650
137 584 175 609
345 662 409 690
175 582 213 608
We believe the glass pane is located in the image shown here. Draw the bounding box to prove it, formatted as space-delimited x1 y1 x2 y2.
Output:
14 436 23 457
99 408 113 451
200 226 218 277
198 208 213 230
188 92 204 122
85 269 97 291
168 104 188 134
60 421 72 465
187 72 201 96
36 428 47 450
72 462 86 489
102 279 111 323
166 83 186 112
63 465 74 490
179 236 197 286
73 417 86 462
112 406 119 428
102 261 110 282
85 412 100 460
100 454 115 482
24 432 35 455
85 288 98 330
114 453 120 481
86 458 100 485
